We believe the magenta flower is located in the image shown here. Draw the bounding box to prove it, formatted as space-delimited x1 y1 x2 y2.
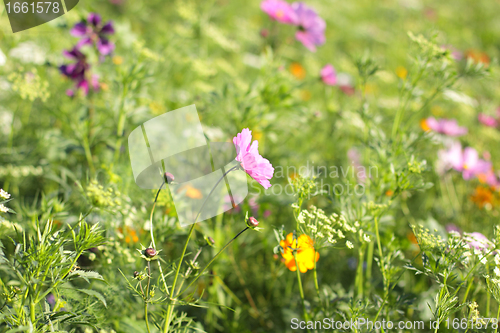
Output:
478 112 499 128
60 47 99 96
261 0 297 24
291 2 326 52
320 64 337 86
464 232 494 252
425 117 467 136
71 13 115 55
233 129 274 189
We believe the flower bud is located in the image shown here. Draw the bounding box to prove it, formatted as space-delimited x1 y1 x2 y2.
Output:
248 216 259 228
145 248 157 258
133 271 139 278
164 172 175 184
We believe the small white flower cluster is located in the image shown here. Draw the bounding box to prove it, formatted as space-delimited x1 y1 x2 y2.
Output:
296 205 354 249
0 165 43 178
0 189 11 216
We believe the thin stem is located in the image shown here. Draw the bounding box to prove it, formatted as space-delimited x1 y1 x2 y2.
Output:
145 261 152 333
164 165 239 333
313 256 320 298
293 250 310 330
356 245 364 298
178 227 249 298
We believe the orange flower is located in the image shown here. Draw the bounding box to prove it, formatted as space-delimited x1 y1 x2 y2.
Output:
470 186 494 208
465 49 490 66
280 233 319 273
118 226 139 244
290 62 306 80
178 184 203 199
420 119 431 132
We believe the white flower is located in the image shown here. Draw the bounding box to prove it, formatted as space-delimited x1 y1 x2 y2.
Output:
0 189 10 199
363 234 371 242
0 204 8 213
0 48 6 67
346 241 354 249
494 267 500 277
9 42 45 64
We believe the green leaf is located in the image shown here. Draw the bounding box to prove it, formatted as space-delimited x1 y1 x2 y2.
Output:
77 288 107 307
68 270 104 283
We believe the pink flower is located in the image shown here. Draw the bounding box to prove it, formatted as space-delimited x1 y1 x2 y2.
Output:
438 141 463 172
425 117 467 136
320 64 337 85
462 147 491 180
261 0 297 24
438 143 491 180
291 2 325 52
233 129 274 189
464 232 494 252
478 113 499 128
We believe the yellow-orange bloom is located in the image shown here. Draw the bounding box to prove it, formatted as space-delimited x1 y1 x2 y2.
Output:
470 186 494 208
420 119 431 132
290 62 306 80
280 233 319 273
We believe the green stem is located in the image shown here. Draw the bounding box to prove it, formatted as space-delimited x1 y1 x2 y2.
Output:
178 227 249 298
163 165 239 333
356 245 365 298
293 250 310 329
145 261 152 333
313 254 320 298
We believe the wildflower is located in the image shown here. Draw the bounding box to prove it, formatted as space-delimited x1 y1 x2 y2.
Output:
290 62 306 80
145 248 157 258
164 172 175 184
320 64 337 85
233 128 274 189
438 142 491 180
247 216 259 228
60 47 99 96
445 224 462 234
337 72 355 95
478 113 498 128
421 117 467 136
395 66 408 79
71 13 115 55
465 49 490 65
0 189 10 200
346 241 354 249
470 186 494 208
291 2 326 52
495 267 500 277
178 184 203 199
464 232 494 252
261 0 297 24
280 233 319 273
0 204 8 213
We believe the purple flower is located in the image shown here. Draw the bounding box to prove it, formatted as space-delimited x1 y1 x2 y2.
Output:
60 47 99 96
424 117 468 136
261 0 297 24
233 128 274 189
464 232 494 252
445 223 462 234
291 2 325 52
320 64 337 86
71 13 115 55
